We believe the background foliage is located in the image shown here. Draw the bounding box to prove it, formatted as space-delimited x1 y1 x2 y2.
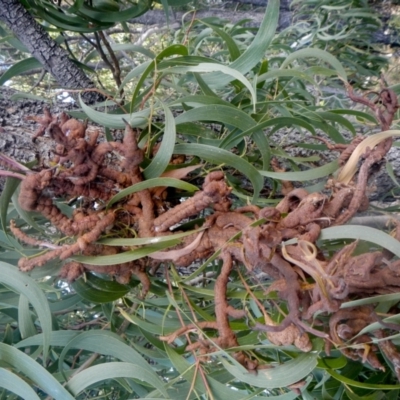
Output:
1 0 400 399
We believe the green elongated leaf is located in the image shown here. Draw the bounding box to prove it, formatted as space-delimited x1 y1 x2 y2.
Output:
119 310 174 335
173 143 263 201
204 0 279 87
67 362 167 396
0 262 52 361
72 277 129 303
330 109 377 124
98 228 204 246
84 273 129 293
77 2 149 23
79 96 150 128
344 388 385 400
193 72 219 97
280 48 348 81
317 111 356 136
198 20 241 61
18 295 36 339
342 293 400 309
72 239 180 265
48 294 82 313
221 116 316 149
0 177 20 236
175 105 269 168
319 225 400 257
260 160 339 181
16 331 79 348
0 368 40 400
107 177 199 207
221 352 318 389
143 102 176 179
0 57 43 86
165 63 256 111
317 355 348 370
257 69 316 86
0 343 75 399
59 331 164 390
172 94 234 108
327 368 400 390
36 7 112 32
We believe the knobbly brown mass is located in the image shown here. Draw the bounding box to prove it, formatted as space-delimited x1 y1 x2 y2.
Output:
2 84 400 376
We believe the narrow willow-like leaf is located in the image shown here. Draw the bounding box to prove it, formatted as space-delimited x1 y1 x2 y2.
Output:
107 177 199 207
59 331 163 388
0 57 43 86
0 262 52 361
175 105 270 168
0 177 21 235
327 368 400 390
221 352 318 389
79 95 150 128
16 330 79 348
317 111 356 136
220 116 317 149
98 228 204 246
280 48 348 81
173 143 263 201
319 225 400 257
67 362 167 396
0 368 40 400
260 160 339 181
165 63 256 111
171 94 234 108
257 69 316 86
198 20 241 61
204 0 279 87
330 109 378 124
72 278 129 303
342 293 400 309
71 2 149 24
72 239 180 265
143 101 176 179
18 295 36 339
0 343 75 399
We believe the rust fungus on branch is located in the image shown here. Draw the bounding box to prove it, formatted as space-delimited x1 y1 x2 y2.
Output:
2 83 400 376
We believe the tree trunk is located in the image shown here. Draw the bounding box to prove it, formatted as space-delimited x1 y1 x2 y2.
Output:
0 0 104 104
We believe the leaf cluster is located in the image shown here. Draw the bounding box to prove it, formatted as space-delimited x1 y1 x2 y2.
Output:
1 1 400 399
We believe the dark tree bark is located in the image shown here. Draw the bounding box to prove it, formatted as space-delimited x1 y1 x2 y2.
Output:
0 0 104 104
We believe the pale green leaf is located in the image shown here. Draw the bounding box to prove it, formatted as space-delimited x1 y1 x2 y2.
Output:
0 368 40 400
0 343 75 399
0 262 52 361
143 101 176 179
280 48 347 81
319 225 400 257
67 362 167 396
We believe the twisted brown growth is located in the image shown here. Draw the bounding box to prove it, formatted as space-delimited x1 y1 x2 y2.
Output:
2 83 400 375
